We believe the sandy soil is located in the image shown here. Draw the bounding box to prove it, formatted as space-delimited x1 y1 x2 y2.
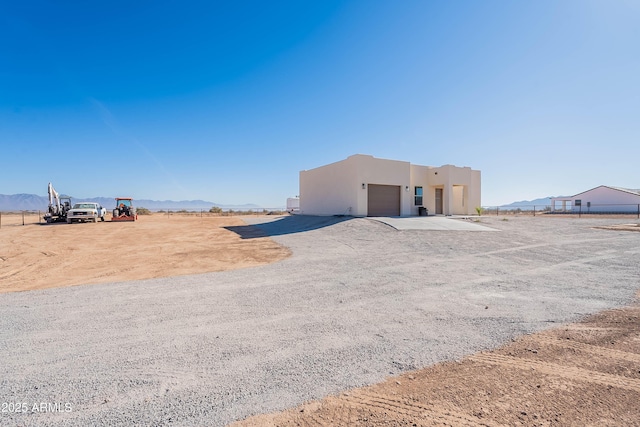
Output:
0 213 290 293
2 213 638 426
235 293 640 427
594 223 640 232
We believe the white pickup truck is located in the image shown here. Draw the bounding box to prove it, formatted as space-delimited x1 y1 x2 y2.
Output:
66 202 107 223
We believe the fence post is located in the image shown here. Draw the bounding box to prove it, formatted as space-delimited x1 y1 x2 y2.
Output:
533 206 536 217
38 210 41 224
637 204 639 219
496 207 499 216
22 211 25 226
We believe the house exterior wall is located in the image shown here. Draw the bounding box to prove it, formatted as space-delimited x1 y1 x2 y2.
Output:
415 164 481 215
452 185 465 214
299 157 359 216
409 165 430 216
300 154 481 216
469 170 482 212
354 155 411 216
553 186 640 213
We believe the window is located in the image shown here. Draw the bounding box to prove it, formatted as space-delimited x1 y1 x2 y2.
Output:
414 186 423 206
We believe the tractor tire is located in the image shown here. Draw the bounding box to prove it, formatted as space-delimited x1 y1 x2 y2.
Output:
101 216 105 222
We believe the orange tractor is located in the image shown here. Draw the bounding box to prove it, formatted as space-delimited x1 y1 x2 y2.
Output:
112 197 138 221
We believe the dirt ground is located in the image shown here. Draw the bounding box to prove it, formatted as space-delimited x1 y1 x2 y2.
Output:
2 213 639 426
594 223 640 232
0 213 290 293
232 221 640 427
235 293 640 427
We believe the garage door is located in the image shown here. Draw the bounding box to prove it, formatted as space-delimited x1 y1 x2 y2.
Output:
367 184 400 216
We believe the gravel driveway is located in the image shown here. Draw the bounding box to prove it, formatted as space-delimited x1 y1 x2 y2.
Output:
1 215 638 426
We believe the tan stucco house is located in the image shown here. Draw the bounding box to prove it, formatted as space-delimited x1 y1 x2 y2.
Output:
299 154 481 217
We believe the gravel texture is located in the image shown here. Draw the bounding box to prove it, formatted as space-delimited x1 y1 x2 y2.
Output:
1 215 639 426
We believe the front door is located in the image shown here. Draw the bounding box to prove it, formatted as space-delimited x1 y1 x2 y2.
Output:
435 188 443 214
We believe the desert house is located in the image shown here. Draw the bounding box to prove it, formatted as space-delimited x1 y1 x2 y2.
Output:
299 154 481 217
551 186 640 213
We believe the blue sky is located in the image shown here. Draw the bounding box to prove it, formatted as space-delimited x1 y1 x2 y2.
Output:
2 0 639 207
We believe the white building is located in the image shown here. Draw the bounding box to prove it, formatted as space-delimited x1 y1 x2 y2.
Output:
299 154 481 217
286 197 300 213
551 186 640 213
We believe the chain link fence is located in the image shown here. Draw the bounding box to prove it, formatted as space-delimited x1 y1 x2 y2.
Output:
482 203 640 218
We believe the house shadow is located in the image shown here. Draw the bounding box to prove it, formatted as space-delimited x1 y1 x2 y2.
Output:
224 215 353 239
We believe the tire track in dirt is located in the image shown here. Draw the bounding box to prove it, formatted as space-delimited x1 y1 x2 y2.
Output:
307 413 335 427
233 302 640 427
288 393 498 427
315 398 358 426
342 391 506 427
561 324 623 332
469 353 640 393
535 334 640 363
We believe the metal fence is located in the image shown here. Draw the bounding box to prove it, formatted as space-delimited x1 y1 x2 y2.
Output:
482 203 640 218
0 208 290 228
548 203 640 216
0 210 44 228
481 205 551 216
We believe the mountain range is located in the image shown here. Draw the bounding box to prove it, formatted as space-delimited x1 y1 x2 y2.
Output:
497 197 558 210
0 193 265 212
1 193 559 212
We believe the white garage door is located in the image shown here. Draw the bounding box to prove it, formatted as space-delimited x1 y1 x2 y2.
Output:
367 184 400 216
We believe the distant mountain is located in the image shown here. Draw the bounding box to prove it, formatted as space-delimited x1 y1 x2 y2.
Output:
0 193 264 211
498 196 560 210
0 194 49 211
130 199 262 211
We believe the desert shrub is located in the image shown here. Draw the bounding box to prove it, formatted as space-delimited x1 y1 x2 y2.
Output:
209 206 223 214
136 207 151 215
475 206 483 216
